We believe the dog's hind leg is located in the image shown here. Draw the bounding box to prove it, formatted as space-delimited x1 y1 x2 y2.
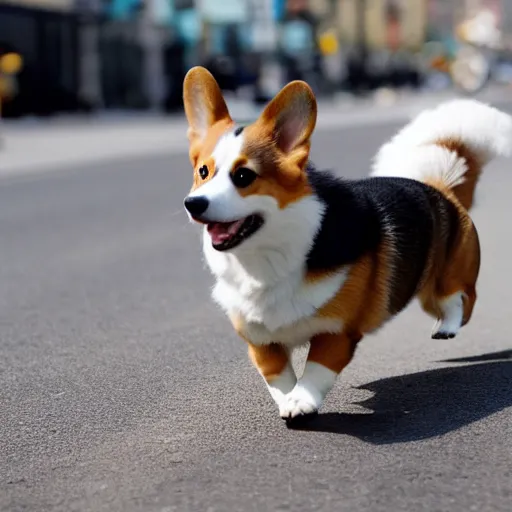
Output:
431 291 464 339
425 222 480 339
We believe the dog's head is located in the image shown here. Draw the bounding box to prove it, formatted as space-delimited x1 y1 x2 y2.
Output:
182 66 318 253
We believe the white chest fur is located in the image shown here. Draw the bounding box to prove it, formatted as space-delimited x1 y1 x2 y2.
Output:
205 239 348 346
200 192 345 346
235 314 344 347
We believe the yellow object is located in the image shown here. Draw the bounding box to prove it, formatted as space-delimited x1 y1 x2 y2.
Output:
0 53 23 75
318 31 338 56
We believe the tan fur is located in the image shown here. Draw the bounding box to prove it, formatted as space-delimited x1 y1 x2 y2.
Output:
189 119 235 183
296 241 393 375
248 343 289 382
190 155 214 191
418 186 480 326
234 82 317 207
418 138 482 323
317 239 393 330
308 331 362 374
235 131 313 208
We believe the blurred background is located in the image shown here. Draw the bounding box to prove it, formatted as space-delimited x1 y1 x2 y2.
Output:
1 0 512 119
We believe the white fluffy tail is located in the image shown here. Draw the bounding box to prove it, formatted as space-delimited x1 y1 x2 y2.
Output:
371 99 512 209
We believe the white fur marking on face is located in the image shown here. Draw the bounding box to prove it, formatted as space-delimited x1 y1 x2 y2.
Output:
188 130 250 222
211 129 245 173
280 361 337 419
432 291 464 337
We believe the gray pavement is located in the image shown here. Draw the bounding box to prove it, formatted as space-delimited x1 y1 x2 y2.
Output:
2 84 512 177
1 114 512 512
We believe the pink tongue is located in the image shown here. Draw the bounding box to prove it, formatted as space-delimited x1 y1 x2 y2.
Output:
208 219 244 245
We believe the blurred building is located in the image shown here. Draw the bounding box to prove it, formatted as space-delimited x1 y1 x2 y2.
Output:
0 0 511 118
0 0 186 116
0 0 285 116
0 0 84 117
310 0 512 48
310 0 427 50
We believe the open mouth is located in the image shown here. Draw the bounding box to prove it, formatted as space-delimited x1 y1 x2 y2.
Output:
207 214 264 251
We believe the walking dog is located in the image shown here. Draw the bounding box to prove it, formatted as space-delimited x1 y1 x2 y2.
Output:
182 66 512 422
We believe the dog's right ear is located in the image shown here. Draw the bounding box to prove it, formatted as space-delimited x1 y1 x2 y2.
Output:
183 67 232 165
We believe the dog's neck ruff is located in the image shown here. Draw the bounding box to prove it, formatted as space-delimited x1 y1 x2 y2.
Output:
203 194 323 287
202 194 344 333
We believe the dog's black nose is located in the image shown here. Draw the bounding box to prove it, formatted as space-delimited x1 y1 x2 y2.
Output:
184 196 209 217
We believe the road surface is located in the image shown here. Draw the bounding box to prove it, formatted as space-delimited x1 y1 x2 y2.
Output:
1 111 511 512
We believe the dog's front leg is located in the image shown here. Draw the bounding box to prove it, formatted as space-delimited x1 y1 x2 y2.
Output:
248 342 297 415
280 331 362 421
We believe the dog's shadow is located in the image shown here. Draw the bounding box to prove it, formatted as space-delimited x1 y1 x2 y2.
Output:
293 350 512 444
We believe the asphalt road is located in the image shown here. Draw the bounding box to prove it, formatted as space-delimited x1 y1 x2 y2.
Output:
1 117 511 512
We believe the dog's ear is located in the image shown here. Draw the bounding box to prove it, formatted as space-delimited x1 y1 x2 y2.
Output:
257 81 317 167
183 67 232 164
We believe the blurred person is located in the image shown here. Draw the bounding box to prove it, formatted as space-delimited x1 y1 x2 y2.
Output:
201 24 242 94
384 2 422 90
0 52 22 108
279 0 324 90
317 28 341 91
386 0 402 52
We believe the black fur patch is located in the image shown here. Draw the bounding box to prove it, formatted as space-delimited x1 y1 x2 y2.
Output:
306 164 459 315
306 167 381 270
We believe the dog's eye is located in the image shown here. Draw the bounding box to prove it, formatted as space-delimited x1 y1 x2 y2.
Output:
231 167 257 188
198 165 209 180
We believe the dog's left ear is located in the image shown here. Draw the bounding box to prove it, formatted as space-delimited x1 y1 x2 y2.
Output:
258 80 317 166
183 66 233 164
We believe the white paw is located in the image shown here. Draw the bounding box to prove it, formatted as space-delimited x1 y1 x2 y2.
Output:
279 385 322 420
431 319 457 339
431 292 463 339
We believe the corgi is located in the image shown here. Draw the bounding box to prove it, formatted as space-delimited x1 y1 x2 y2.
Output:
182 66 512 423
